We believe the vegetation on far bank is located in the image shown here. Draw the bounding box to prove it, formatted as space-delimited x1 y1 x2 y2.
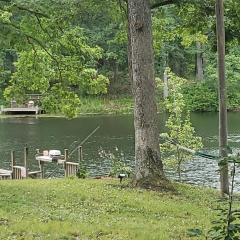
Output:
78 96 133 115
0 96 134 117
0 178 221 240
1 1 240 117
2 89 240 118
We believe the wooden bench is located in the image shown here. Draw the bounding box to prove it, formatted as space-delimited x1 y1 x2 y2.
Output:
0 169 12 180
63 149 80 177
64 162 79 177
11 148 42 179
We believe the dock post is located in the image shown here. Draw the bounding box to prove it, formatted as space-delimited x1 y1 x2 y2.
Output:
77 146 83 174
40 161 44 179
36 149 44 179
11 150 15 179
64 149 69 176
77 146 83 164
24 147 28 178
64 149 69 161
11 150 15 171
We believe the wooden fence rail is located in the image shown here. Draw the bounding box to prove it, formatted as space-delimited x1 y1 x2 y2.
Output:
65 162 79 177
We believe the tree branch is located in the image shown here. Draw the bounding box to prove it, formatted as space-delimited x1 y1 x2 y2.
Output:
34 14 52 39
0 0 48 17
150 0 176 9
25 34 63 82
2 21 63 81
14 4 49 18
34 14 65 50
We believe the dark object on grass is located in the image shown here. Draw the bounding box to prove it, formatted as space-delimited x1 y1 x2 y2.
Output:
118 173 126 183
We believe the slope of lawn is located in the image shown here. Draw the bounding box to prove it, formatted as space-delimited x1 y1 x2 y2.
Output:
0 178 220 240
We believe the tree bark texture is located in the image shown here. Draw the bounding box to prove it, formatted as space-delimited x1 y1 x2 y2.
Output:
196 42 204 81
128 0 165 185
216 0 229 195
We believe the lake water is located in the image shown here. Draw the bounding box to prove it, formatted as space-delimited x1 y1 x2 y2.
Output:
0 112 240 190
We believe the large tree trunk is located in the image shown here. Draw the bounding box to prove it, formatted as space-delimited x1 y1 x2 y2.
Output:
128 0 165 186
216 0 229 195
196 42 204 81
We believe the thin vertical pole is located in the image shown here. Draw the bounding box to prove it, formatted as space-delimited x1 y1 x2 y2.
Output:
40 162 44 179
36 149 43 179
64 149 69 161
216 0 229 195
24 147 28 178
11 150 15 179
11 150 15 171
64 149 68 177
77 146 83 176
78 146 83 164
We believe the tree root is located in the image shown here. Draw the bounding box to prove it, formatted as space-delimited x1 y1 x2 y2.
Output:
132 176 176 192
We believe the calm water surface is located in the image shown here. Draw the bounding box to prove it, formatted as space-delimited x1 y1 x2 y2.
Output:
0 112 240 190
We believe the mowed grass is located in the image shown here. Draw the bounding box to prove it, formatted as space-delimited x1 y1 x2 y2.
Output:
0 179 219 240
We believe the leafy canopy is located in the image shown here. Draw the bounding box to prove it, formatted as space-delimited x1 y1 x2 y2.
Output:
0 0 110 117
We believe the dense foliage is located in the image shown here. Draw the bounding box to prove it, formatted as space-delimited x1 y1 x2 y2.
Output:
0 0 240 115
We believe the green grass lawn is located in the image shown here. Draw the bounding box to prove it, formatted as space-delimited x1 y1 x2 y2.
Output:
0 179 220 240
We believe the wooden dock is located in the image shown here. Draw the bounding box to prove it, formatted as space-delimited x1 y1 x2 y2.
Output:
0 147 82 180
0 148 42 180
0 127 97 180
1 95 43 115
1 106 41 115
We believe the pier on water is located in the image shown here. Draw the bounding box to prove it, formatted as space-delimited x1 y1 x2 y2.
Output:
0 146 83 180
0 94 43 115
1 106 41 115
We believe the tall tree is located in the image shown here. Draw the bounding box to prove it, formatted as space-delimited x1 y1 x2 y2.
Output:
128 0 165 186
216 0 229 195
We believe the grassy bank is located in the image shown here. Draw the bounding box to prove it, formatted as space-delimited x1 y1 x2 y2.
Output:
0 179 220 240
78 96 133 115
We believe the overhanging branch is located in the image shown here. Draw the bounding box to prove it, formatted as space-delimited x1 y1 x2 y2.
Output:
151 0 176 9
1 21 63 81
11 3 49 18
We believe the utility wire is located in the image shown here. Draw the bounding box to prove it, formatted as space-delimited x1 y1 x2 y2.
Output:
68 126 100 157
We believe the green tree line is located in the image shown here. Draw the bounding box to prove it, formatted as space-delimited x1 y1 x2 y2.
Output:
0 0 240 116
